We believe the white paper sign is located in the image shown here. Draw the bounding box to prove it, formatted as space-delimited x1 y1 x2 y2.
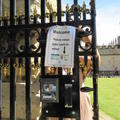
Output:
45 26 76 68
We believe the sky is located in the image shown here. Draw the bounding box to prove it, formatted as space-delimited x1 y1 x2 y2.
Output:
62 0 120 45
96 0 120 45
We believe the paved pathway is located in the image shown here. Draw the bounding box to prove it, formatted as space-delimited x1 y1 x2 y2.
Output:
99 111 115 120
46 111 115 120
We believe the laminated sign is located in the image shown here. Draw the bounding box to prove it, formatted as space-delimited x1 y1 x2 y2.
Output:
45 26 76 68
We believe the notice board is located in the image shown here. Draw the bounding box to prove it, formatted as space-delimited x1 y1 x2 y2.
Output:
45 26 76 68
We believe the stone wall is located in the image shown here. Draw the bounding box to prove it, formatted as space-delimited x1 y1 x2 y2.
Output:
97 45 120 71
2 0 57 15
2 81 41 120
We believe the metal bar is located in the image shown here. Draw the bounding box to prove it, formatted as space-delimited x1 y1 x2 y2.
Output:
57 0 62 76
25 57 31 120
0 0 2 26
57 0 61 22
0 20 91 30
0 0 2 115
40 1 46 118
66 11 69 22
74 38 80 120
25 0 31 120
83 12 86 21
74 0 78 21
57 1 64 119
25 0 30 24
10 0 16 120
0 2 1 16
3 58 8 65
73 0 80 119
41 0 46 76
34 57 38 66
10 58 16 120
18 58 23 65
91 0 99 120
0 59 2 120
74 0 77 5
18 15 22 25
57 3 63 116
0 53 42 58
33 17 37 24
41 0 45 24
50 14 53 23
10 0 16 25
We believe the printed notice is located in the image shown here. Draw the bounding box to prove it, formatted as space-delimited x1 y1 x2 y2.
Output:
45 26 76 68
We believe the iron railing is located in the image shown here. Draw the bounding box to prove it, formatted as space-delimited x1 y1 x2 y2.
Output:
0 0 98 120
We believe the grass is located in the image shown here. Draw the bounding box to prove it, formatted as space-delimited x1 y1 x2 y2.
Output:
85 77 120 120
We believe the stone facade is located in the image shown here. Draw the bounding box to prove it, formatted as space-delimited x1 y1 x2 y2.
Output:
97 37 120 72
2 0 57 15
2 82 41 120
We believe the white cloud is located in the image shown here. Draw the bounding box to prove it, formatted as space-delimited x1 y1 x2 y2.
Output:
96 7 120 45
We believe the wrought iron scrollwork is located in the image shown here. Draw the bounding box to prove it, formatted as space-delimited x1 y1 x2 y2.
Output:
78 25 92 51
0 30 9 56
0 0 98 119
16 31 25 53
16 29 41 55
29 29 41 54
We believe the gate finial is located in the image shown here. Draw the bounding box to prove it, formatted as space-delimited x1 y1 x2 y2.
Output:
18 10 23 17
66 4 69 12
4 9 8 17
82 1 86 12
33 6 37 16
2 9 9 22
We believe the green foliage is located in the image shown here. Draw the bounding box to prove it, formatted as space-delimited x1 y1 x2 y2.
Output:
85 77 120 120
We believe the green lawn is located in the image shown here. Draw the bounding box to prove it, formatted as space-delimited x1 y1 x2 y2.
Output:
85 77 120 120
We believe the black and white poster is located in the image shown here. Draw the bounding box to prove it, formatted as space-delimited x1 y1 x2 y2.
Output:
45 26 76 68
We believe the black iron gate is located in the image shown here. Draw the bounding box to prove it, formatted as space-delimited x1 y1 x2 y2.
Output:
0 0 99 120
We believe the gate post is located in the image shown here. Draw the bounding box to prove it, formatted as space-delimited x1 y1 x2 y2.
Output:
0 1 2 119
10 0 16 120
10 58 16 120
0 59 2 120
91 0 99 120
73 1 80 119
25 0 31 120
41 0 46 76
0 0 2 17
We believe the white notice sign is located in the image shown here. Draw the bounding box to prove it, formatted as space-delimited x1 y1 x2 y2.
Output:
45 26 76 68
